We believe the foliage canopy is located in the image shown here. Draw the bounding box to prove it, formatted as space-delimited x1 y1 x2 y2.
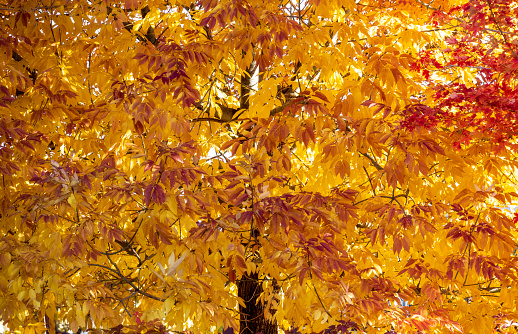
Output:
1 0 518 333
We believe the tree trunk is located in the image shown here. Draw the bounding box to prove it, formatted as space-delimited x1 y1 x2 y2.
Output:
237 271 277 334
237 55 275 334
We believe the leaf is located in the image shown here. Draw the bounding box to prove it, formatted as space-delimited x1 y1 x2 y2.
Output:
152 184 166 204
67 194 77 210
235 255 247 270
167 252 187 277
229 268 236 283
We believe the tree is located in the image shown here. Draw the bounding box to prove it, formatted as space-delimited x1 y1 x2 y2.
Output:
1 0 518 333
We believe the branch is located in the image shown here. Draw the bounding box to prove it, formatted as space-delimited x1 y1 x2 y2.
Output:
88 263 165 302
360 152 383 171
442 65 493 71
100 218 144 257
309 279 333 319
118 5 158 46
414 0 438 10
486 28 516 35
140 5 157 46
240 60 257 111
363 166 377 196
117 299 133 318
269 100 295 117
191 99 297 123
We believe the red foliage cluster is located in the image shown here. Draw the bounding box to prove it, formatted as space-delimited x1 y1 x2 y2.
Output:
405 0 518 149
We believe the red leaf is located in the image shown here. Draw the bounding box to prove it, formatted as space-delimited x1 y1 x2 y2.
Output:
234 192 248 206
133 119 144 135
143 160 155 172
368 228 377 245
235 255 247 269
170 153 184 163
361 100 377 107
299 267 308 285
153 184 166 204
313 91 329 102
393 236 402 255
144 184 153 206
200 16 211 27
228 268 236 283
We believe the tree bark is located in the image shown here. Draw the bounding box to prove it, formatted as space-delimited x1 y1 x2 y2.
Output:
237 271 277 334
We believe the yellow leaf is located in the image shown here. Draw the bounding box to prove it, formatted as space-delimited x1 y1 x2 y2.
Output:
67 194 77 210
